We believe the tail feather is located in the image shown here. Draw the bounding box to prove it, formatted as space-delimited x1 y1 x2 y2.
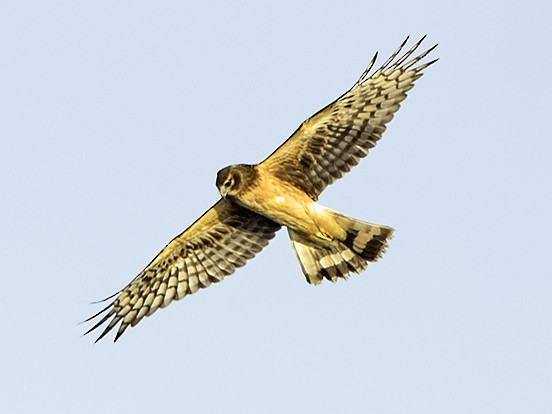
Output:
289 212 393 285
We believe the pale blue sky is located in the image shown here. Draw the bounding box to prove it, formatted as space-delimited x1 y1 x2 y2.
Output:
1 1 551 413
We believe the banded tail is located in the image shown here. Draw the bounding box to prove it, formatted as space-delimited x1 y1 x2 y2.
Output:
289 210 394 285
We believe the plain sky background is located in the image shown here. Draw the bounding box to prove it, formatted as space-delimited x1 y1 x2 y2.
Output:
1 1 551 413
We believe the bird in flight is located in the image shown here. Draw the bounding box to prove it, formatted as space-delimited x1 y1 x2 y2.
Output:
85 36 437 342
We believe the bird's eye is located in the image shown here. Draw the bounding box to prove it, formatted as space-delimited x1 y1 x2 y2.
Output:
224 178 233 188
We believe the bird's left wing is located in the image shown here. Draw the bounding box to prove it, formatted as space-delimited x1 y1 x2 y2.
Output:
84 198 280 342
260 36 437 200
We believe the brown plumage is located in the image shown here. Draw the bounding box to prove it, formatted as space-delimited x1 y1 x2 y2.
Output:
85 36 437 341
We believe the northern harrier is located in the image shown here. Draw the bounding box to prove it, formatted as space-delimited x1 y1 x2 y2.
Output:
85 36 437 341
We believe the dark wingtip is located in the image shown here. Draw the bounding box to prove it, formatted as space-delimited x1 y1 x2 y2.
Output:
94 325 114 343
357 51 379 84
89 291 120 305
81 302 113 325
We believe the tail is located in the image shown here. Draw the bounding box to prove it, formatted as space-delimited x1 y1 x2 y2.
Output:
288 211 394 285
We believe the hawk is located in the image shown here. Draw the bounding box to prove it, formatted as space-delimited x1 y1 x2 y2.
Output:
85 36 437 341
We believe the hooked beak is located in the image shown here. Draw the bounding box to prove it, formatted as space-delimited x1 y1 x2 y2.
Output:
219 187 229 198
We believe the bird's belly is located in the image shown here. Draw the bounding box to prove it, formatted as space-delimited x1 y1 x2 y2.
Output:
265 195 311 229
241 193 338 242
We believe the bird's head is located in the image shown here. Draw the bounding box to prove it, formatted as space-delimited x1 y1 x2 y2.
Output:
216 165 243 198
216 164 258 199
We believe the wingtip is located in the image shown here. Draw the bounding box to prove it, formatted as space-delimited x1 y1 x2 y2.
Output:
425 42 439 54
81 301 113 325
94 326 112 343
357 51 379 84
89 291 120 305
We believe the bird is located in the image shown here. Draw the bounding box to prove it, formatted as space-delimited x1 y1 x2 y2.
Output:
84 36 437 342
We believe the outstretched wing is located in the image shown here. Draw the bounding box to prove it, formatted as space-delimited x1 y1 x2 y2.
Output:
84 199 280 342
260 36 438 200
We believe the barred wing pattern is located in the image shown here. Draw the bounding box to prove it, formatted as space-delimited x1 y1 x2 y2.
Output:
261 36 437 200
85 199 280 342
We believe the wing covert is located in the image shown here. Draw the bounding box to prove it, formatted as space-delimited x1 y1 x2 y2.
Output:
84 198 280 342
260 36 438 200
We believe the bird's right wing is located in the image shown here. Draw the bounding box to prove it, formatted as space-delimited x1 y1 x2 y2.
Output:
84 198 280 342
260 36 437 200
